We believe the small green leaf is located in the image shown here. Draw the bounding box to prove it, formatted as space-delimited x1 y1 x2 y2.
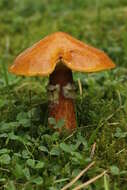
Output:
114 127 127 138
0 122 18 132
23 167 30 180
0 133 8 138
6 180 16 190
0 148 10 155
48 117 56 125
17 112 31 128
13 163 24 179
19 119 31 128
110 165 120 175
51 132 60 141
0 154 11 165
16 112 28 120
72 152 83 160
22 150 30 159
0 99 6 108
60 143 73 153
0 178 6 182
35 161 45 169
26 159 35 168
38 146 48 153
8 132 20 140
57 119 65 128
31 176 43 185
50 146 60 156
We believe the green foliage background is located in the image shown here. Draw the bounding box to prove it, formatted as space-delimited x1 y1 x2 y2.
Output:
0 0 127 189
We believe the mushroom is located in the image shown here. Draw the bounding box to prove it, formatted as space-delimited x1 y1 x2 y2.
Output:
9 32 115 131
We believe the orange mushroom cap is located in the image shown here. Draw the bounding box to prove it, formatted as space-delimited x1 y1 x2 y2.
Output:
9 32 115 76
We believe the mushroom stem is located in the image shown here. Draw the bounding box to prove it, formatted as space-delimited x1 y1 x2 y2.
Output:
48 64 76 131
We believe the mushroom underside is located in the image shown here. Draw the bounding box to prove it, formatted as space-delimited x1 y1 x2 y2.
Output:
48 62 77 131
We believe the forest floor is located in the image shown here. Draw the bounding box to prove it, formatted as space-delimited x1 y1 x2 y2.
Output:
0 0 127 189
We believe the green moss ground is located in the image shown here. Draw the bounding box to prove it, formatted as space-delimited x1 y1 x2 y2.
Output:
0 0 127 189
